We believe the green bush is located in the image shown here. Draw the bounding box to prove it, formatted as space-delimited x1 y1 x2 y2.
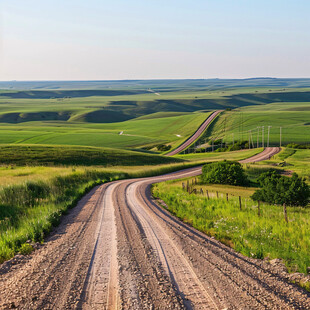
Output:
201 160 249 186
252 171 310 207
157 144 172 152
19 243 33 255
286 143 310 149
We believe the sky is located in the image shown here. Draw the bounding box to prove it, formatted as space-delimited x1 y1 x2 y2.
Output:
0 0 310 81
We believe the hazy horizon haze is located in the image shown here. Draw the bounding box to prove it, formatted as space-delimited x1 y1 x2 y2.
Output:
1 0 310 81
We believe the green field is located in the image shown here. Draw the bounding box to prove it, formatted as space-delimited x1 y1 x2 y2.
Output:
0 113 210 149
1 81 310 152
206 101 310 146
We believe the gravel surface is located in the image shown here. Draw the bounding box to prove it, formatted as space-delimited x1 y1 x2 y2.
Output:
2 147 308 309
165 110 223 156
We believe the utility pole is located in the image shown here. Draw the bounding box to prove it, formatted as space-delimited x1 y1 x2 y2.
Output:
248 130 251 149
257 127 260 148
280 127 282 147
267 126 272 147
250 130 255 149
262 126 265 148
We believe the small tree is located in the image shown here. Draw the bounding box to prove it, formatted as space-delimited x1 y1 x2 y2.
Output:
201 160 248 186
251 171 310 207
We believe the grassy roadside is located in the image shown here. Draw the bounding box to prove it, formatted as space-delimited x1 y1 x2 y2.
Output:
244 148 310 181
0 160 209 263
152 175 310 277
174 148 262 161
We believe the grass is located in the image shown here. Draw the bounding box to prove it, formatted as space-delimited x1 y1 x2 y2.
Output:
244 148 310 181
207 101 310 146
0 86 310 151
0 144 183 166
174 148 263 161
0 143 274 263
153 177 310 274
0 159 214 263
0 113 209 150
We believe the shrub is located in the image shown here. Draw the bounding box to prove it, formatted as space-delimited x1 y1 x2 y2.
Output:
157 144 172 152
286 143 310 149
19 243 33 255
201 160 249 186
251 171 310 207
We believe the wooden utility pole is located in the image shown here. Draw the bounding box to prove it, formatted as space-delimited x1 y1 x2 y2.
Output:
257 127 260 148
262 126 265 148
250 130 254 149
283 203 288 223
248 130 251 149
267 126 272 147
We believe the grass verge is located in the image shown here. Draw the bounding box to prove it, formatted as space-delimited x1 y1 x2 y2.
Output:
152 178 310 274
0 160 207 264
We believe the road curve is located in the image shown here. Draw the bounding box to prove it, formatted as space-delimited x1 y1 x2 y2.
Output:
239 147 281 163
2 147 308 310
165 110 222 156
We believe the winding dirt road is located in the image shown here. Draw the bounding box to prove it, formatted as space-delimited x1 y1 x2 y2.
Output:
2 146 310 309
165 110 222 156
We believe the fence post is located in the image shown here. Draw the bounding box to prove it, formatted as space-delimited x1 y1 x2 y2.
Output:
200 188 203 195
206 190 209 199
216 191 219 198
283 203 288 223
187 180 189 192
239 196 242 210
192 179 194 186
258 201 261 217
182 182 185 190
226 193 229 201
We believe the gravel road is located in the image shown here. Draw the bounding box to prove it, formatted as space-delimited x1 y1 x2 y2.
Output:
165 111 223 156
2 147 309 309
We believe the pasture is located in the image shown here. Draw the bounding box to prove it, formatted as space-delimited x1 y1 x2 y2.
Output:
206 101 310 146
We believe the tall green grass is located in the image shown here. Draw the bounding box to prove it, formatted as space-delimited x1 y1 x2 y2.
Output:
0 170 127 263
0 160 206 263
152 181 310 274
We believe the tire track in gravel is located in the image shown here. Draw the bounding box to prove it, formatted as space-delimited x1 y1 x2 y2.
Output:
0 184 109 309
78 183 119 310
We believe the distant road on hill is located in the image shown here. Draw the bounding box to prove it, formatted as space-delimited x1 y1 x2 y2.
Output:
166 110 223 156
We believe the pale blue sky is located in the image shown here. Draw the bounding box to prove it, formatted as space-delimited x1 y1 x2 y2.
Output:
1 0 310 80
